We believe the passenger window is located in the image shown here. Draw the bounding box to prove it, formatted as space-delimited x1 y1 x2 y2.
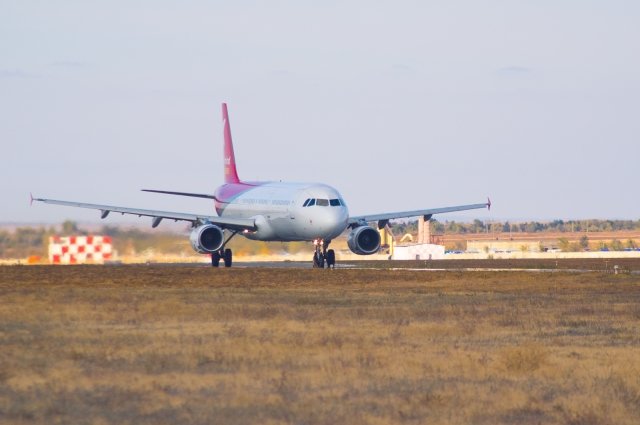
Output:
316 199 329 206
330 199 341 206
308 198 316 206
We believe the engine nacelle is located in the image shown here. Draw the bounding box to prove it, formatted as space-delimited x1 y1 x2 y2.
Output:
347 225 381 255
189 224 224 254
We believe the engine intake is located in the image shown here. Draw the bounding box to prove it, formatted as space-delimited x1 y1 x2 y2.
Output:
189 224 224 254
347 225 381 255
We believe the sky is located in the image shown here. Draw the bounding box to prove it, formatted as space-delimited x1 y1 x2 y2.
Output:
2 0 639 225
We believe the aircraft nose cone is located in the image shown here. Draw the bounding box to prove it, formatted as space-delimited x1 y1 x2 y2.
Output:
316 208 348 237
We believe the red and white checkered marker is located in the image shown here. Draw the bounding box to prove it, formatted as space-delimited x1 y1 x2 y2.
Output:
49 236 113 264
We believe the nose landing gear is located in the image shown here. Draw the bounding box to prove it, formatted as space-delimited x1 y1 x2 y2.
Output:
312 239 335 269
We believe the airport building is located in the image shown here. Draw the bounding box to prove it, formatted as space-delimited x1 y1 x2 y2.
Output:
384 216 446 260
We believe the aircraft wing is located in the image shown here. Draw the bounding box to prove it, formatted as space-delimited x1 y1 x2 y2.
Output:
348 199 491 226
32 197 257 231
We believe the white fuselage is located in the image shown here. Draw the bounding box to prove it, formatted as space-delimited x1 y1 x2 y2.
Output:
218 182 349 242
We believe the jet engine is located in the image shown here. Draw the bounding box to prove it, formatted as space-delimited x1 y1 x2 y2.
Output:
189 224 224 254
347 225 381 255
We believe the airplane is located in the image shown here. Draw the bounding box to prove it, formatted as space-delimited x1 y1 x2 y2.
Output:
33 103 490 268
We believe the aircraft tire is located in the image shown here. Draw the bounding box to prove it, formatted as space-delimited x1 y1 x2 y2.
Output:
223 249 232 268
313 252 325 268
211 252 221 267
325 249 335 268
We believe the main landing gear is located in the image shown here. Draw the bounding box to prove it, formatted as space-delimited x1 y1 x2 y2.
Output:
211 248 232 268
312 239 335 269
211 231 238 268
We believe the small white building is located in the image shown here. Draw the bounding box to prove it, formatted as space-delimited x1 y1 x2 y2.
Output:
392 243 445 260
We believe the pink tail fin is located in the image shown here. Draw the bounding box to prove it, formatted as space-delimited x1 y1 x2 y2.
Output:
222 103 240 184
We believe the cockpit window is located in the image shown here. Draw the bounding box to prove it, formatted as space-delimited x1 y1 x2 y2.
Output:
304 198 340 207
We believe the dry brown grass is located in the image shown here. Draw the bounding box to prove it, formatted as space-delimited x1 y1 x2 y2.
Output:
1 266 639 424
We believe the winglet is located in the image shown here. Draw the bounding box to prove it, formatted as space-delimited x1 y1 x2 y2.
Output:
29 192 34 207
487 197 492 210
222 103 240 184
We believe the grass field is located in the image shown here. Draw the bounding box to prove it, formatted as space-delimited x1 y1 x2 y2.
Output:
1 266 639 424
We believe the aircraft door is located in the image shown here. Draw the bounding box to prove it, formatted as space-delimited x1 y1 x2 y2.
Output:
288 191 311 238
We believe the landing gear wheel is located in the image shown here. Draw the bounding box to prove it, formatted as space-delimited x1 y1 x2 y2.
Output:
313 252 325 268
325 249 335 268
211 252 221 268
223 248 232 268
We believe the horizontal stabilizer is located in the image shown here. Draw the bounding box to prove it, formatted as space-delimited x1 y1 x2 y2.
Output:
142 189 217 200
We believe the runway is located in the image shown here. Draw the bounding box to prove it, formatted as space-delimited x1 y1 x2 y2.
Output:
142 258 640 273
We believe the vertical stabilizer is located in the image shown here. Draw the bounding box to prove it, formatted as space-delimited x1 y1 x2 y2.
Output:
222 103 240 183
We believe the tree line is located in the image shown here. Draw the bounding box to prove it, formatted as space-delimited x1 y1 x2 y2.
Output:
422 219 640 235
2 218 639 258
0 221 312 259
0 221 188 259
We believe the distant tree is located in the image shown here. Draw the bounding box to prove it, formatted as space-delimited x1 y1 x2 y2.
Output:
446 221 460 233
431 219 445 233
610 239 624 251
579 235 589 250
15 227 44 248
550 220 564 231
393 222 408 235
61 220 79 235
0 231 9 256
3 227 49 257
627 239 637 249
525 222 544 233
472 219 485 233
558 238 571 252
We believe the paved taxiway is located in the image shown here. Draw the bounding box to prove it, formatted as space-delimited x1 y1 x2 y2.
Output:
142 259 640 273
